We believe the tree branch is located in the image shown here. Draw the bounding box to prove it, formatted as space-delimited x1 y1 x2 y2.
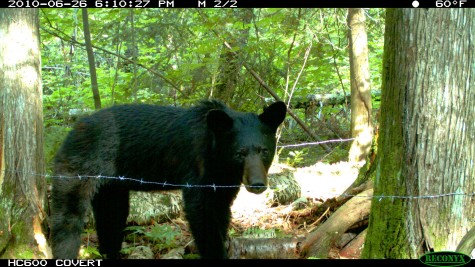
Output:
40 24 183 95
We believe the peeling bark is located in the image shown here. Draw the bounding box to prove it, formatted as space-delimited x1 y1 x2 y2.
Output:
0 8 48 258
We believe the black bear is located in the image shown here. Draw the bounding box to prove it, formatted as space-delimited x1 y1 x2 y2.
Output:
50 99 286 259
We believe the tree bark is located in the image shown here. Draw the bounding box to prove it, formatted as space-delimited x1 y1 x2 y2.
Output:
347 8 373 163
0 8 49 258
363 9 475 258
214 9 253 104
81 8 101 110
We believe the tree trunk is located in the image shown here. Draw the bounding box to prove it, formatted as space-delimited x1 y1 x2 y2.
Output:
214 9 253 104
347 8 373 163
363 9 475 258
128 9 138 101
0 8 49 258
81 8 101 110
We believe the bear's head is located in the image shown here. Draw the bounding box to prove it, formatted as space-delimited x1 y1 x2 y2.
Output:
207 101 287 194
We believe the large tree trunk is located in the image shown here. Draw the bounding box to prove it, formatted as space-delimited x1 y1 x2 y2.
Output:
347 8 373 163
0 8 49 258
363 9 475 258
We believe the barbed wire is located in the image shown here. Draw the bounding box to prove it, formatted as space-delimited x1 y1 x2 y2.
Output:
277 138 355 148
2 169 474 200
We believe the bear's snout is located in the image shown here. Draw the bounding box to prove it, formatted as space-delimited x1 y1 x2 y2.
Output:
246 182 267 194
243 154 268 194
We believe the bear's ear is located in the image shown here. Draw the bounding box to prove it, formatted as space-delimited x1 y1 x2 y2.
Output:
207 109 234 133
259 101 287 131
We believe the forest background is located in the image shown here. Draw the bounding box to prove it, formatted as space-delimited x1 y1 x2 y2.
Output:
41 8 384 167
38 8 384 259
4 8 473 260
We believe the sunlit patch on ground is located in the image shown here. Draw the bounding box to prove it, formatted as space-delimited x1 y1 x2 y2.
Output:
295 161 361 200
231 161 361 231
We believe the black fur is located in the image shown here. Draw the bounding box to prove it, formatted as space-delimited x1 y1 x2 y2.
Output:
50 100 286 259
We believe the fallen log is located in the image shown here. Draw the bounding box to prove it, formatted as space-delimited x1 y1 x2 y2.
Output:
456 226 475 257
299 188 373 259
265 91 381 110
227 236 306 259
339 228 367 259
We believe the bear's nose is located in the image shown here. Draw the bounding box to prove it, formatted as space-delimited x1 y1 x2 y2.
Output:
246 183 266 194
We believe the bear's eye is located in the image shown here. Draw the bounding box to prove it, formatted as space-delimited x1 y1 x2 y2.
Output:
261 148 269 156
236 149 248 158
255 147 269 156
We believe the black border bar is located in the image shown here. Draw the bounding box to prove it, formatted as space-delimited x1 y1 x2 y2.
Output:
3 0 474 8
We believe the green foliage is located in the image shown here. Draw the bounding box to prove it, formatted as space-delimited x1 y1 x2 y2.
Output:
322 146 349 163
285 149 307 167
44 126 70 169
124 223 180 253
124 225 146 236
79 229 102 259
146 224 180 251
16 248 35 259
40 9 385 168
183 253 201 259
80 246 101 259
118 246 135 256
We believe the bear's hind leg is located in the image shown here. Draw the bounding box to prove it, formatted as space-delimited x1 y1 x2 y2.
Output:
91 188 129 259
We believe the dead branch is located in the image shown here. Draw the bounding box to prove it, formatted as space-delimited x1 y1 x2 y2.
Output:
338 180 373 204
239 60 332 153
288 180 371 221
194 10 332 153
300 188 373 259
339 228 367 259
456 226 475 256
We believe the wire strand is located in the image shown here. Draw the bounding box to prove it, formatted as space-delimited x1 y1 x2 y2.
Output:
3 169 474 200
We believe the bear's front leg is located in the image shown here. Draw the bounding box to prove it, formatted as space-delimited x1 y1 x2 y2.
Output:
182 187 237 259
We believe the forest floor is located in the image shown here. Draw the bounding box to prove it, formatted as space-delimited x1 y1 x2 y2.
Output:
226 161 362 259
231 161 360 236
79 161 362 259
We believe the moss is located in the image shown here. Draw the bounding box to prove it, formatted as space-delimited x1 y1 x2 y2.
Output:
361 9 414 259
1 244 44 259
0 195 15 253
15 246 35 259
0 193 45 259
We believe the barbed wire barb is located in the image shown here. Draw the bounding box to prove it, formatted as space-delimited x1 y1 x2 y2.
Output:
2 168 474 201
